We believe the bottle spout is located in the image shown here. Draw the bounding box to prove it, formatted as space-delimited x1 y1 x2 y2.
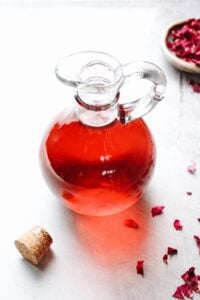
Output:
55 51 123 109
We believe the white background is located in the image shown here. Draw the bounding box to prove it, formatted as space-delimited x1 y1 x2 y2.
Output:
0 2 200 299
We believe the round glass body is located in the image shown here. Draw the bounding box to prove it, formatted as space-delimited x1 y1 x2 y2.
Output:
40 107 155 216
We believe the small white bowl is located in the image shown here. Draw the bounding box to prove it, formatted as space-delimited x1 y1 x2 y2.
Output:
161 19 200 74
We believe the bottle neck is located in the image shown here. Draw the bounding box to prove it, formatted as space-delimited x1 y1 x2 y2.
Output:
75 93 119 127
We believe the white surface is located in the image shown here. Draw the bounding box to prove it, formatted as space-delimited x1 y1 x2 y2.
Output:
0 4 200 300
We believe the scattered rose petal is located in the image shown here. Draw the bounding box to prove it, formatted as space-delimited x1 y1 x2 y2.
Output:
189 79 200 93
124 219 139 229
187 163 197 174
174 267 200 299
180 283 194 298
173 267 200 298
168 247 178 256
181 267 196 283
136 260 144 276
163 253 168 264
194 235 200 253
187 191 192 196
191 275 200 293
198 218 200 223
163 247 177 263
174 219 183 231
151 205 165 217
173 286 184 299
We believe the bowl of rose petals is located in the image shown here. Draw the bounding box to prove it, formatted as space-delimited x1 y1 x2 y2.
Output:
161 18 200 73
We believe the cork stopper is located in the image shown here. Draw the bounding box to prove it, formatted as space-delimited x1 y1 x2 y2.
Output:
15 226 53 265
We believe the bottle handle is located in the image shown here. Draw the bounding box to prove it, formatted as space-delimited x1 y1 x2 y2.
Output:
119 61 167 124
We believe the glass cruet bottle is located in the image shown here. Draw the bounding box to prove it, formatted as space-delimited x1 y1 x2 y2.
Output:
40 51 166 216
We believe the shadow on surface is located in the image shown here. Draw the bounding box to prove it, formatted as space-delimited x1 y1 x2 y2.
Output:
72 194 151 267
19 247 55 276
38 248 55 271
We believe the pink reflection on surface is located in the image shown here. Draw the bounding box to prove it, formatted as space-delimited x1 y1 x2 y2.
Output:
73 195 151 266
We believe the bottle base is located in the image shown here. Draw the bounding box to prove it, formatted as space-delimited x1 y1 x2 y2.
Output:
62 189 142 217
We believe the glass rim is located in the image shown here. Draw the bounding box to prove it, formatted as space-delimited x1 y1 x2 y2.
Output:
55 50 124 92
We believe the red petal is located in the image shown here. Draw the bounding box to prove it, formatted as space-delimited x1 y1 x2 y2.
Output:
174 219 183 231
192 83 200 93
151 205 165 217
136 260 144 276
168 247 178 256
186 191 192 196
181 267 196 283
194 235 200 253
124 219 139 229
180 283 194 298
187 163 197 174
163 253 168 263
191 275 200 293
173 287 184 299
189 80 200 93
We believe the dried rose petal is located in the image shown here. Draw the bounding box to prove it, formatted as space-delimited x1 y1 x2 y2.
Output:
191 275 200 293
180 283 194 298
173 286 184 299
181 267 196 283
136 260 144 276
124 219 139 229
192 83 200 93
194 235 200 253
189 79 200 93
167 19 200 66
173 267 200 299
168 247 178 256
174 219 183 231
187 191 192 196
151 205 165 217
163 253 168 263
187 163 197 174
198 218 200 223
